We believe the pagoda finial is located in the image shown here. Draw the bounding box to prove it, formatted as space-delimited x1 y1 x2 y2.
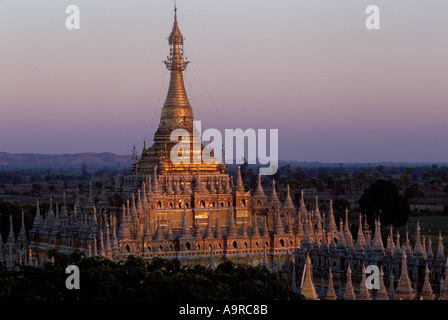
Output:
394 230 402 257
204 214 214 239
300 253 318 300
273 212 285 235
394 252 415 300
99 231 106 257
325 268 337 300
270 179 279 202
180 207 190 238
283 184 295 209
251 214 260 238
388 225 395 252
262 215 269 237
355 214 365 253
299 190 306 209
32 199 43 230
17 211 27 242
375 266 389 300
166 218 174 240
336 219 347 251
427 236 433 259
440 258 448 300
235 165 245 192
227 206 238 237
420 263 434 300
342 264 356 300
253 171 266 197
7 214 15 244
154 217 164 241
326 199 337 233
240 216 248 237
358 264 371 300
214 216 223 239
372 217 385 254
163 4 190 108
118 204 131 240
300 217 311 251
436 230 445 261
412 220 424 258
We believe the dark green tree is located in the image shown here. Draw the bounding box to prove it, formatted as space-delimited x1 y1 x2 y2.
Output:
31 183 42 196
332 198 351 223
430 178 443 230
0 253 301 300
405 183 425 211
81 163 90 180
358 179 410 227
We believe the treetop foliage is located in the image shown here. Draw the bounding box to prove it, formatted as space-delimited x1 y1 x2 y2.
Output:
358 179 411 227
0 250 301 300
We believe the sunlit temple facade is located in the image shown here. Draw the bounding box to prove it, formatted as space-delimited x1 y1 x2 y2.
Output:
2 7 448 300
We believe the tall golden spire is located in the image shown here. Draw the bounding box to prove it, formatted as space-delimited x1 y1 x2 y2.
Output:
163 5 191 109
133 5 223 176
153 5 193 149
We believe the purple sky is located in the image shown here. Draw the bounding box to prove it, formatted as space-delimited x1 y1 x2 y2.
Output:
0 0 447 163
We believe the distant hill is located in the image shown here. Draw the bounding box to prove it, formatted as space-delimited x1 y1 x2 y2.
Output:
239 158 448 169
275 160 448 168
0 152 132 169
0 151 445 170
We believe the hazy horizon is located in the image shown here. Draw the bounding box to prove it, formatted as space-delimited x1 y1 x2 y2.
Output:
2 150 448 167
1 0 447 163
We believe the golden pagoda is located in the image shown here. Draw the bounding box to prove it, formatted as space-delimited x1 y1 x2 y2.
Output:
134 6 225 177
120 6 250 234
